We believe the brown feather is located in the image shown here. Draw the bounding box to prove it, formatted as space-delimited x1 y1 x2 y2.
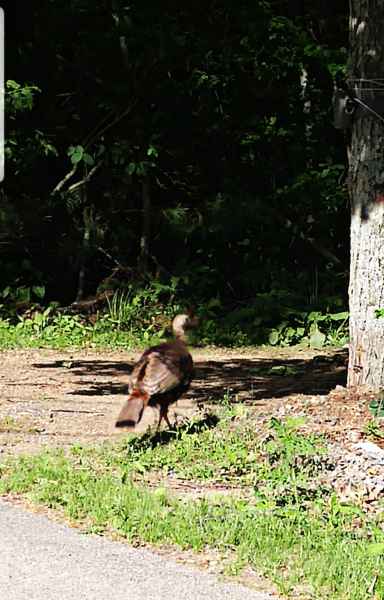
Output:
115 313 197 430
115 389 149 429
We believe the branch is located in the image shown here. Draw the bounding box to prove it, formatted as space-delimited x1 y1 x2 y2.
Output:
51 102 136 195
51 163 78 194
67 160 103 194
97 245 126 270
306 237 343 266
50 409 105 415
94 101 137 141
81 108 117 148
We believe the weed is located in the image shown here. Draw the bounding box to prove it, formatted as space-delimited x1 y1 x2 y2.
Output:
0 280 186 349
0 313 160 350
106 289 135 329
198 292 349 348
0 286 349 350
0 416 38 433
364 419 384 440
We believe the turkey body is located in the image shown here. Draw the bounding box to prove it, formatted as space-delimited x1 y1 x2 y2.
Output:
115 333 194 430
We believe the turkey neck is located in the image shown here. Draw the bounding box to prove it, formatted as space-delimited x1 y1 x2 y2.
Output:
172 334 189 347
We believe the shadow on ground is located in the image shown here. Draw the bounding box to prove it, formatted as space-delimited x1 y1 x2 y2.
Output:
122 414 221 450
33 348 348 405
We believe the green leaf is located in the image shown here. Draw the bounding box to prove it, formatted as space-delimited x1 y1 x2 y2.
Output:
285 365 301 376
284 326 296 339
135 162 146 176
32 285 45 300
309 326 326 349
307 311 321 322
269 365 286 375
147 145 158 158
68 145 84 164
329 311 349 321
315 314 329 322
83 153 95 166
127 162 136 175
268 365 300 376
16 287 31 303
268 329 279 345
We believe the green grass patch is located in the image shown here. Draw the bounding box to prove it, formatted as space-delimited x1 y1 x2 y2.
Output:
70 412 326 494
0 282 178 349
0 283 348 350
0 416 383 599
0 315 163 350
0 416 38 433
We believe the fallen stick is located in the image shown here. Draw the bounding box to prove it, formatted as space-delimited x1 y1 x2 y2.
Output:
50 409 105 416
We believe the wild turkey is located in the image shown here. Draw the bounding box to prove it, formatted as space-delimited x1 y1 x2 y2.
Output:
115 311 198 430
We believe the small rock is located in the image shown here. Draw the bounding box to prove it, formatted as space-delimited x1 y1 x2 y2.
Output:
334 385 346 392
348 430 362 443
354 441 384 462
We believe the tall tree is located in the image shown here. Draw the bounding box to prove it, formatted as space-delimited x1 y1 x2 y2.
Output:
348 1 384 387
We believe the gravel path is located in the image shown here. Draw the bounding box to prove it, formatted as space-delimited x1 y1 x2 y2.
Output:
0 499 277 600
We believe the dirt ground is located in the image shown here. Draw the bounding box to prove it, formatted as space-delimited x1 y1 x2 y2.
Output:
0 344 380 598
0 344 375 456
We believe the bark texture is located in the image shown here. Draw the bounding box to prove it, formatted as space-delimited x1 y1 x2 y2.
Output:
138 176 151 273
348 0 384 387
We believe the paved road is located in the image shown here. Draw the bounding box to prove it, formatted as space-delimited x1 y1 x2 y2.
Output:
0 499 276 600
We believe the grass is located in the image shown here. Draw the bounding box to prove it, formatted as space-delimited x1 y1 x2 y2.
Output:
364 418 384 440
0 412 383 599
0 416 39 433
0 287 349 350
0 315 163 350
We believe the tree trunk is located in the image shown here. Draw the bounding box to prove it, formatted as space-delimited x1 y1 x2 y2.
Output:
348 0 384 388
76 201 93 302
138 175 151 273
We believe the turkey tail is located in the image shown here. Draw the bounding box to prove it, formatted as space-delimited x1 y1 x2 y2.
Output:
115 389 149 428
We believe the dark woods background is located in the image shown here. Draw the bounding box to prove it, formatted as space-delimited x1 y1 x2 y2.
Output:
3 1 350 345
